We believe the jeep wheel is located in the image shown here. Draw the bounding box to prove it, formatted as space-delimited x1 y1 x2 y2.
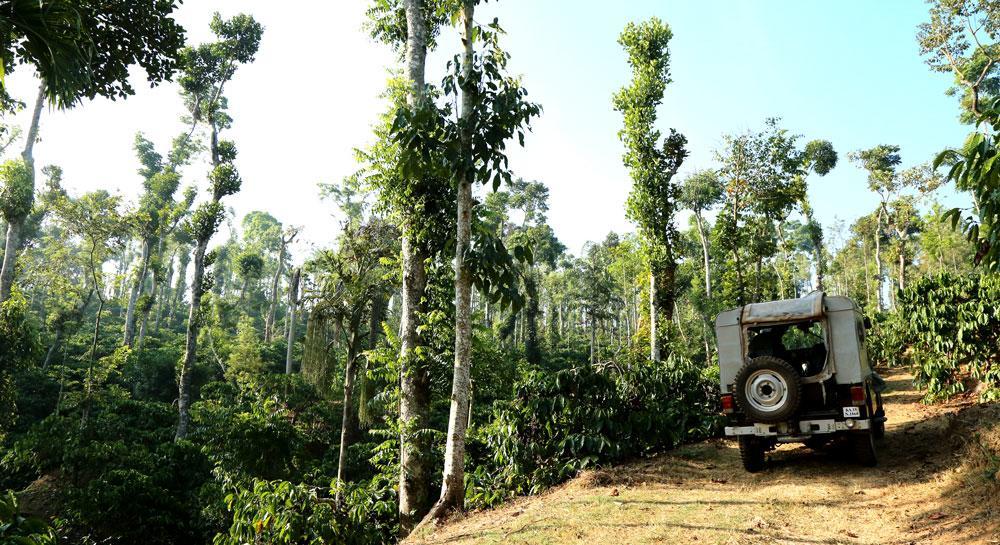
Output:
871 391 885 440
734 356 802 423
739 436 766 472
850 431 877 467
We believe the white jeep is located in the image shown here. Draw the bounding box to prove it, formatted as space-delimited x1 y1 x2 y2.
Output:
715 291 885 472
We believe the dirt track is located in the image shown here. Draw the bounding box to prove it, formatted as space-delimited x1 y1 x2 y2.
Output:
409 369 1000 545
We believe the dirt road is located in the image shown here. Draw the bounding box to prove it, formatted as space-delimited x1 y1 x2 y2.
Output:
409 370 1000 545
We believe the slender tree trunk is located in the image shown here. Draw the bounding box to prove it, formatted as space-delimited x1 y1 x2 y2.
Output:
731 201 747 305
589 309 597 364
398 0 434 534
264 241 286 342
335 312 364 505
432 1 475 519
170 250 190 327
176 240 207 440
694 212 711 298
137 308 149 352
897 238 906 305
0 222 22 303
285 268 301 374
82 298 105 426
874 207 885 310
649 273 659 362
0 84 44 304
155 254 174 333
524 271 540 364
43 328 62 369
124 238 151 347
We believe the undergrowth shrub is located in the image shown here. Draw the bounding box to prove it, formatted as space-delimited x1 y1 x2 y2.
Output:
898 273 1000 401
467 353 721 507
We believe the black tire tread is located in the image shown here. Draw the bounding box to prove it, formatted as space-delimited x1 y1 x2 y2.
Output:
739 436 766 472
851 432 877 467
733 356 803 423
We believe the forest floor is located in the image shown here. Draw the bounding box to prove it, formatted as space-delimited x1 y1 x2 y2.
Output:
408 369 1000 545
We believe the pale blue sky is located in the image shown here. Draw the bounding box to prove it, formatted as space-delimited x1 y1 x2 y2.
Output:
1 1 972 258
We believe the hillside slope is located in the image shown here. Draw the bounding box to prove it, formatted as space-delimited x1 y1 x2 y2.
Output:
409 370 1000 545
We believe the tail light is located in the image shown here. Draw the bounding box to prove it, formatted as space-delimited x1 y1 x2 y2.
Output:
721 394 735 414
849 385 866 406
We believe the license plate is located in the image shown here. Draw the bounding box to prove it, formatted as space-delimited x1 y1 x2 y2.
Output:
843 406 860 418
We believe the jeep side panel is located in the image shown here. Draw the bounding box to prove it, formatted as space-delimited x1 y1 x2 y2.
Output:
825 296 870 384
715 309 742 394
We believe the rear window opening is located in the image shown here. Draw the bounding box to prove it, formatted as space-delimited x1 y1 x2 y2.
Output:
746 320 827 377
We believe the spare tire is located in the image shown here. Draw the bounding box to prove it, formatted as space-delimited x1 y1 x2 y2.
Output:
734 356 802 423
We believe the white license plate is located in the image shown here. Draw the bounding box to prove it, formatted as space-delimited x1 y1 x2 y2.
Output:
843 406 861 418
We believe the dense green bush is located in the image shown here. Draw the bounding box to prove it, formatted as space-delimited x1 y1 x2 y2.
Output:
0 489 57 545
0 294 42 440
898 273 1000 401
467 353 721 507
865 308 909 369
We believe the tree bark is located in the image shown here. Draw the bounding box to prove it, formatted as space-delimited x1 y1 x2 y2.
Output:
649 272 659 362
124 238 151 347
43 328 62 369
175 239 206 440
874 206 885 310
285 268 301 374
0 84 44 305
264 237 288 342
398 0 434 534
694 212 711 298
335 312 364 505
0 221 22 304
155 253 174 333
590 309 597 364
430 1 475 520
170 249 190 327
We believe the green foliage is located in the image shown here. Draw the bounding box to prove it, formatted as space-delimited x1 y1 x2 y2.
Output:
0 0 185 108
936 98 1000 271
0 159 34 222
226 316 265 380
613 17 687 323
898 273 1000 401
0 294 42 439
0 489 57 545
469 354 720 506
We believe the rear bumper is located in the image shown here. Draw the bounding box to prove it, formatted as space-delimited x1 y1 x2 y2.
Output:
725 418 870 437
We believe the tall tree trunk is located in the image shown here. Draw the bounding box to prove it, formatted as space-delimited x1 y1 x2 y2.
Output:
0 84 44 304
874 206 885 310
264 241 286 342
731 201 747 305
82 298 105 426
862 241 872 309
649 273 659 362
43 328 62 369
694 212 711 298
170 250 190 327
432 1 475 519
0 222 22 303
398 0 434 534
524 271 540 364
285 268 301 374
359 291 386 428
175 240 207 440
137 306 150 352
124 238 151 347
155 254 174 333
897 238 906 295
589 309 597 364
335 313 364 505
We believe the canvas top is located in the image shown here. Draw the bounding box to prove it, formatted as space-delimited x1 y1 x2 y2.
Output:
740 290 825 325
